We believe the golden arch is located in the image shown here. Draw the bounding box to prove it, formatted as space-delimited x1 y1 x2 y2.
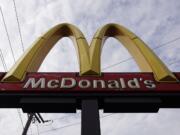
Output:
2 23 177 82
2 23 92 81
90 24 177 82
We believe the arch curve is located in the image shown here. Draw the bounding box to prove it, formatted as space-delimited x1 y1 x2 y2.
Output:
2 23 91 81
90 23 177 82
2 23 177 82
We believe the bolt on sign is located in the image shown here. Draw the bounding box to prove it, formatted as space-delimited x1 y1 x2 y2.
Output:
0 23 180 113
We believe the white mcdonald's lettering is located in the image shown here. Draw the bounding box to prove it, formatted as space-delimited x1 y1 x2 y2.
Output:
60 78 76 88
79 80 91 88
47 79 59 88
23 78 46 88
127 78 140 88
23 77 156 89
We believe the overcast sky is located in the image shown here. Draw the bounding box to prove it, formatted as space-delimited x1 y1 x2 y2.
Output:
0 0 180 135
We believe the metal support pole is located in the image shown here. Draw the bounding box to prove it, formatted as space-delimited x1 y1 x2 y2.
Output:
34 113 41 123
81 99 101 135
36 113 51 123
37 113 45 123
22 113 33 135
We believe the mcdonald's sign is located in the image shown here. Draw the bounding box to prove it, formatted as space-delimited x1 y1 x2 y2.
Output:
0 23 180 113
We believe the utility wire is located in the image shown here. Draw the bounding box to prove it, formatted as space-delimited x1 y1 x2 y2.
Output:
153 36 180 50
36 113 114 134
28 114 33 135
50 112 110 122
11 2 26 126
36 124 40 135
0 7 24 132
0 55 5 71
51 113 81 121
169 60 180 66
17 109 25 131
102 36 180 71
12 0 25 52
0 7 16 63
0 49 7 71
102 57 132 71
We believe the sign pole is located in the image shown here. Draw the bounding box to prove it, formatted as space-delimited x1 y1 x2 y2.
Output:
22 113 33 135
81 99 101 135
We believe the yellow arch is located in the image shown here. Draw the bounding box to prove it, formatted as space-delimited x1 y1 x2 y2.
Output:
2 23 91 81
90 23 177 82
2 23 178 82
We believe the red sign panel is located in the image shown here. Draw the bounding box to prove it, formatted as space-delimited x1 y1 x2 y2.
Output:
0 72 180 92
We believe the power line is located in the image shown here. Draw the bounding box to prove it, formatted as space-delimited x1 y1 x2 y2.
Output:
12 0 25 52
153 36 180 50
27 114 33 135
50 111 111 122
36 124 40 135
51 112 81 121
169 59 180 66
0 55 6 71
0 49 7 71
37 113 114 134
102 36 180 71
0 7 24 132
17 109 25 131
102 57 132 71
0 6 16 63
